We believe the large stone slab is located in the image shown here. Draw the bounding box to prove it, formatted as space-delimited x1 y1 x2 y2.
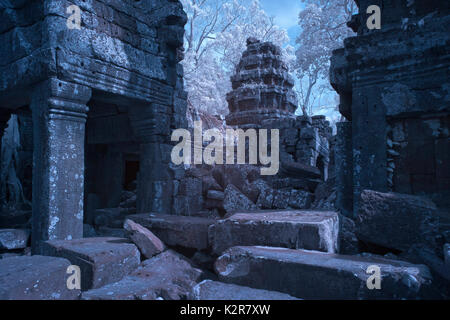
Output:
0 255 80 300
209 210 339 255
81 250 202 300
215 246 433 299
127 213 215 250
0 229 30 250
356 190 439 251
43 237 140 290
190 280 300 300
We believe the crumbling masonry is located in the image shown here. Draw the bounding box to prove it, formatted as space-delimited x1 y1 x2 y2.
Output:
0 0 188 253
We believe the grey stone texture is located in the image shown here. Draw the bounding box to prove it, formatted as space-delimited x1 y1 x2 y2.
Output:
123 219 165 259
0 0 188 252
215 246 434 299
81 250 202 300
0 228 29 250
190 280 300 300
43 237 141 290
209 210 339 254
128 213 215 251
330 0 450 216
356 190 440 252
0 255 80 300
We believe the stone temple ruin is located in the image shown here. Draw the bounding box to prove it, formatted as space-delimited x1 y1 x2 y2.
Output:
0 0 449 300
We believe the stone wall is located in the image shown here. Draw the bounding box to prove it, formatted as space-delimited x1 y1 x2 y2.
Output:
331 0 450 216
0 0 188 252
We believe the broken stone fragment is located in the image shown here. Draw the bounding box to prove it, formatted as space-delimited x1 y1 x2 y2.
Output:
123 219 165 259
356 190 439 251
223 184 257 213
0 255 80 300
190 280 300 300
0 229 30 250
82 250 202 300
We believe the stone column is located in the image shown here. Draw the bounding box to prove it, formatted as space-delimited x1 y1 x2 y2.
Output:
0 110 11 152
129 103 173 214
31 79 91 254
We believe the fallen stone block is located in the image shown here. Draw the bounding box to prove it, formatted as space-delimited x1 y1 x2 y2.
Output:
280 161 321 179
209 210 339 255
207 190 225 201
124 219 165 259
0 255 80 300
215 246 433 299
82 250 202 300
356 190 439 251
127 213 215 250
0 229 30 250
190 280 300 300
43 237 140 290
223 184 257 213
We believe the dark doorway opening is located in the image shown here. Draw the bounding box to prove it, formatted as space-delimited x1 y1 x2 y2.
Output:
124 160 139 191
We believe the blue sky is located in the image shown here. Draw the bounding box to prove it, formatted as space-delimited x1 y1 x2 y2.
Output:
260 0 304 46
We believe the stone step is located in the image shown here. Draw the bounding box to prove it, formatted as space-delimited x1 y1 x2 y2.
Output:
190 280 300 300
128 213 215 251
209 210 339 255
81 250 202 300
0 255 80 300
43 237 140 291
215 246 434 299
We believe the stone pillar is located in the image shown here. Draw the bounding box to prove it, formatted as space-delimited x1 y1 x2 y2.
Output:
129 103 173 214
0 110 11 153
335 121 353 218
31 79 91 254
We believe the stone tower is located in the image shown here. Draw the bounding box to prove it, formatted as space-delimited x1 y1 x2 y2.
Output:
226 38 297 128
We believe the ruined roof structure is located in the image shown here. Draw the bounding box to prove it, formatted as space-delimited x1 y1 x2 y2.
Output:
226 37 297 127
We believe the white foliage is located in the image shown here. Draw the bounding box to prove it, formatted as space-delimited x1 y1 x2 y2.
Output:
294 0 356 116
181 0 293 118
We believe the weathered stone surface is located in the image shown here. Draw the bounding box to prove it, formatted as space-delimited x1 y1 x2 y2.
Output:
207 190 225 201
445 244 450 273
128 213 215 250
93 208 122 228
190 280 300 300
43 237 140 290
356 190 439 251
83 224 97 238
338 214 359 255
209 210 339 254
223 184 257 213
0 229 29 250
82 250 202 300
0 255 80 300
124 219 165 259
215 246 433 299
226 38 297 126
